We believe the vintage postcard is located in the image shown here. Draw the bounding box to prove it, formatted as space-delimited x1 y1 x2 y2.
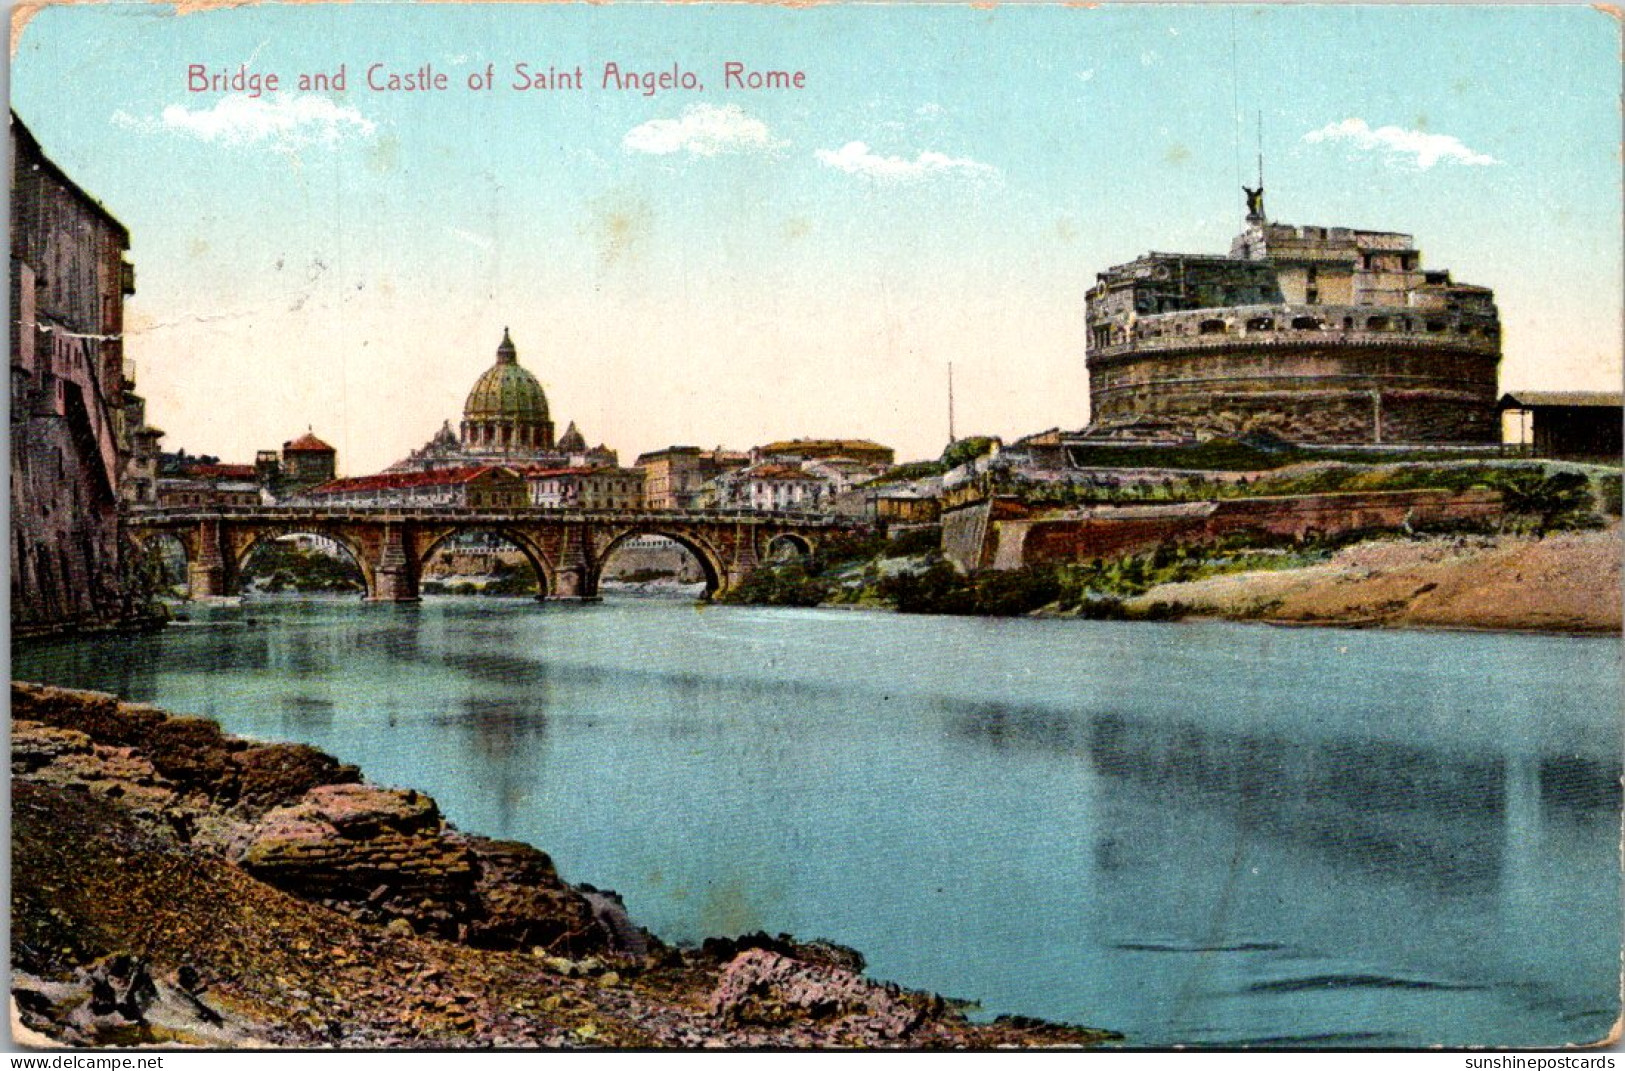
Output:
8 0 1622 1055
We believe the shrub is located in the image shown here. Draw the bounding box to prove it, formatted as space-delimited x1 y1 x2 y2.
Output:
718 561 831 607
883 526 941 558
1595 473 1622 518
1492 469 1595 536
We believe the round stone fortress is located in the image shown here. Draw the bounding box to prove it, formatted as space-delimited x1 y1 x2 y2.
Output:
1084 195 1502 445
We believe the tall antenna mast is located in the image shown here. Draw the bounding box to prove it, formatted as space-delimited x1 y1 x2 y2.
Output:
947 362 957 445
1256 109 1265 192
1242 109 1267 224
1228 11 1243 194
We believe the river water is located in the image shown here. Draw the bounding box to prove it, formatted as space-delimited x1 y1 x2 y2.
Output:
13 596 1621 1047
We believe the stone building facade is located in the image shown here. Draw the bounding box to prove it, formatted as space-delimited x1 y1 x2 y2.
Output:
10 114 143 631
119 375 163 507
526 467 645 510
279 431 337 491
299 466 530 509
1084 194 1502 445
711 463 833 512
635 446 749 511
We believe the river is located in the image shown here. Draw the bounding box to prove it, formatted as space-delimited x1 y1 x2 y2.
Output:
12 596 1621 1048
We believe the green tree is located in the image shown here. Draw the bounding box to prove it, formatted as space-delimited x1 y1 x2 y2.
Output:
940 436 998 470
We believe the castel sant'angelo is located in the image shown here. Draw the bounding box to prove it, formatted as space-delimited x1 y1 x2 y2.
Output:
1084 188 1502 445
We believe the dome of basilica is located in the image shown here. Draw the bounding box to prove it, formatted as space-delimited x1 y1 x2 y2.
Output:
464 328 550 425
460 328 556 454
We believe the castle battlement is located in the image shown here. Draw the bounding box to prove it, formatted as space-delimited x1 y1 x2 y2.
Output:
1083 194 1502 446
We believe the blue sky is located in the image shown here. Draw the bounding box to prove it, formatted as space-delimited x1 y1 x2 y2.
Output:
12 3 1621 472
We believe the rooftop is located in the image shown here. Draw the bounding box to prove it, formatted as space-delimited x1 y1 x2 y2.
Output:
305 465 519 496
1498 391 1624 411
284 432 336 453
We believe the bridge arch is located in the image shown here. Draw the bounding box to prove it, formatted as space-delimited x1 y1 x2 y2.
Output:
764 532 815 562
593 527 727 599
233 529 371 597
127 530 191 598
416 526 555 599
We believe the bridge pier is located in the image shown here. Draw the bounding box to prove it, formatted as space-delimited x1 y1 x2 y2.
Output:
546 524 600 602
725 523 759 596
188 520 229 598
368 523 421 603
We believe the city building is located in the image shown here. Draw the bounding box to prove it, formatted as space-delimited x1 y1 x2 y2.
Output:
119 372 164 507
279 430 338 491
10 113 144 631
1084 189 1503 445
801 456 891 495
635 446 750 510
388 329 616 473
526 466 645 510
711 463 833 512
300 466 529 508
156 466 262 508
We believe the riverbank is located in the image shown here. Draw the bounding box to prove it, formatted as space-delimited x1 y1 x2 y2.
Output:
1121 524 1622 633
725 519 1621 634
9 682 1119 1050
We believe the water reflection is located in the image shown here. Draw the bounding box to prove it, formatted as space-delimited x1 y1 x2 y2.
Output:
11 598 1620 1047
949 699 1620 901
279 694 335 734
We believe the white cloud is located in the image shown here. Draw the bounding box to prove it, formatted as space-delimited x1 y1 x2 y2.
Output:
113 95 376 149
444 226 493 251
1302 118 1497 169
622 104 779 157
814 141 999 183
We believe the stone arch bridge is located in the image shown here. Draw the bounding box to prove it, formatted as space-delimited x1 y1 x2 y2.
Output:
126 506 866 602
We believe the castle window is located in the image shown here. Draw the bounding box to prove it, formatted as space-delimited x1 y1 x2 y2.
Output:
1246 317 1274 332
1305 289 1319 305
1426 319 1447 333
1366 316 1390 331
1198 319 1227 335
1290 316 1322 330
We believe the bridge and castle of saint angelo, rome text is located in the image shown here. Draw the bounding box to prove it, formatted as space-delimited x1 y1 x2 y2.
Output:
187 61 807 97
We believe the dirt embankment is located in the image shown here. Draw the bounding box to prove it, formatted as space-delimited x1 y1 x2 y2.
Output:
10 682 1118 1050
1127 525 1622 633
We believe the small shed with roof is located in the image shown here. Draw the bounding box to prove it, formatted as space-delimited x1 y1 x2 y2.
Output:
1497 392 1622 460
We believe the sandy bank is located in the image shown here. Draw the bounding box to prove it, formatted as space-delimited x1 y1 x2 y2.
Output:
1126 525 1622 633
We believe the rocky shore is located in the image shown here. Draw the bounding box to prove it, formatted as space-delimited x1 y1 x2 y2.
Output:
9 682 1119 1050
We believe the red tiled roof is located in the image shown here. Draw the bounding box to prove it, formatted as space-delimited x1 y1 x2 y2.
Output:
522 466 639 479
185 463 257 479
520 466 598 479
305 465 515 496
740 464 823 481
284 432 336 453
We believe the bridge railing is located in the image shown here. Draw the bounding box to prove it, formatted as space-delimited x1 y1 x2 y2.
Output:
124 504 862 526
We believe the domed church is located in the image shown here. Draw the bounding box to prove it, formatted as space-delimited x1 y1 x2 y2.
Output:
462 328 554 453
387 329 616 472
